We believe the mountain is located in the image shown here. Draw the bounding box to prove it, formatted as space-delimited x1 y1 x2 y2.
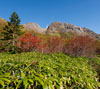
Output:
23 23 46 33
0 18 100 39
46 22 100 39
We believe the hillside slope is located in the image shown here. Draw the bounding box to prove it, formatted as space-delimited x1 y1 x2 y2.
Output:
0 18 7 31
0 18 7 37
46 22 100 39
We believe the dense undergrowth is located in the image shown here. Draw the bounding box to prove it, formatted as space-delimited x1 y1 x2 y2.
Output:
0 52 100 89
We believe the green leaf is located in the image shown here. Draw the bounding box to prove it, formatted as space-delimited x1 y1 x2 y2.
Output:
23 77 29 89
0 80 4 87
0 78 10 83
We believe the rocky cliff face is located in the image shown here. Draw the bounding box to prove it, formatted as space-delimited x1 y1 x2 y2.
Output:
46 22 83 34
46 22 100 39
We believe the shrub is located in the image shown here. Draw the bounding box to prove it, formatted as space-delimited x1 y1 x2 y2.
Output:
38 36 65 53
95 40 100 55
19 33 41 52
64 35 97 57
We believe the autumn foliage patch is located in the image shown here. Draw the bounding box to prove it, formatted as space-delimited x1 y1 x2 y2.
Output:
64 35 98 57
38 36 65 53
18 32 100 57
19 33 41 52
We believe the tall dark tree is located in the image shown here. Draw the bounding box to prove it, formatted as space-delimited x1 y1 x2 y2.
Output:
2 12 22 53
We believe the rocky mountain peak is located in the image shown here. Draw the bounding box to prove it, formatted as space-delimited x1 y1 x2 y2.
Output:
46 21 100 39
23 23 46 33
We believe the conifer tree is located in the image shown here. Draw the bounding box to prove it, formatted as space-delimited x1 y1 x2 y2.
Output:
2 12 22 53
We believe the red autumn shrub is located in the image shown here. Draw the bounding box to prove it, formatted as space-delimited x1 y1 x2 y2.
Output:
19 33 41 52
38 36 65 53
64 35 97 57
19 32 100 57
95 40 100 55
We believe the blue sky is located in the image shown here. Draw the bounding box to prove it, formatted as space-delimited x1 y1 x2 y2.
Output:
0 0 100 33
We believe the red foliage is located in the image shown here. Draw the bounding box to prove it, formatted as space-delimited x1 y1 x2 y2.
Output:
95 40 100 55
65 35 97 57
18 32 100 57
38 36 65 53
19 33 41 52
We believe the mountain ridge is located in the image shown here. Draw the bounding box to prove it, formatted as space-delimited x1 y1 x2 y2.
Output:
45 21 100 39
0 18 100 39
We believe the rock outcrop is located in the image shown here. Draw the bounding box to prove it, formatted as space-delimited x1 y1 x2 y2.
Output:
46 22 100 39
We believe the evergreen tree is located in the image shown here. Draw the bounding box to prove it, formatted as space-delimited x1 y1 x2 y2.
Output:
2 12 22 53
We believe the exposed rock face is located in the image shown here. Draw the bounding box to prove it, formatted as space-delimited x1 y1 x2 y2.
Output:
46 22 86 34
46 22 100 39
46 22 81 33
82 27 100 39
23 23 46 33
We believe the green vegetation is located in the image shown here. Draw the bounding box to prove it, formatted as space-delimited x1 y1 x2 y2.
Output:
0 12 100 89
0 52 99 89
1 12 23 53
0 18 7 37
